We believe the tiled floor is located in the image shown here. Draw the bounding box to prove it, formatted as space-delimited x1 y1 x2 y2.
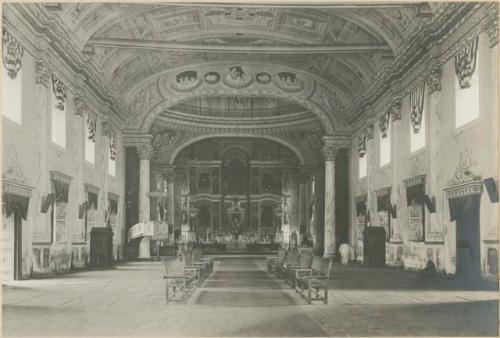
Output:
3 257 498 336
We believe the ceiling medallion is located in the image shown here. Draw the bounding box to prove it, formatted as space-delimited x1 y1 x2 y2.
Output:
172 70 202 92
256 72 272 85
274 72 303 92
222 65 253 88
204 71 220 84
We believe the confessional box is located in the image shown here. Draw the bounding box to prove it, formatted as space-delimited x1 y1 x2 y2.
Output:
90 227 114 268
363 226 386 268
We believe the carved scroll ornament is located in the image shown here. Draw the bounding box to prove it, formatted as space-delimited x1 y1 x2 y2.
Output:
2 29 24 79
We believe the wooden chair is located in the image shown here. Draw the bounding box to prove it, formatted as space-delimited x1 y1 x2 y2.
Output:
182 249 205 281
277 250 299 277
193 247 213 274
295 256 332 304
267 249 286 273
163 255 198 304
284 251 313 288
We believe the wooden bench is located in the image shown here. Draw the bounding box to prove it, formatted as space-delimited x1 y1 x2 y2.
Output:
182 249 206 282
284 251 313 288
294 256 332 304
267 249 286 273
193 247 213 275
163 255 198 304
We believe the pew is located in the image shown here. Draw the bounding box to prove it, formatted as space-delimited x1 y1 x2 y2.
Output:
182 249 206 282
193 247 213 275
163 255 198 304
294 256 332 304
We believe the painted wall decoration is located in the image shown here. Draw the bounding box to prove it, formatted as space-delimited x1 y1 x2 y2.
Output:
173 70 201 91
274 72 303 92
204 71 220 84
256 72 272 84
223 65 253 88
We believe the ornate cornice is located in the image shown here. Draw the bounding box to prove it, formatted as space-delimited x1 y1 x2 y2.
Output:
403 174 426 188
108 192 120 201
3 4 128 127
50 170 72 185
375 186 392 197
322 134 351 161
84 183 100 195
444 181 483 200
2 179 33 198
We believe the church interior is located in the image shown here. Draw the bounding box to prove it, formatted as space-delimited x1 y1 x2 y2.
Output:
2 2 499 336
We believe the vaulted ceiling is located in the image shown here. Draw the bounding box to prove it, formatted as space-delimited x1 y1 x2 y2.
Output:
12 2 443 133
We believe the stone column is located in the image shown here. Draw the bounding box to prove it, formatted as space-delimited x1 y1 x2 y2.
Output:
297 168 309 245
137 144 153 259
165 166 176 241
322 135 351 258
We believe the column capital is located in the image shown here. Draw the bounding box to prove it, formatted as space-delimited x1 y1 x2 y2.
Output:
322 135 351 161
138 144 154 160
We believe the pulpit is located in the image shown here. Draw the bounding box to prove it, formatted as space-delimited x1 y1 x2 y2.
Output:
90 227 114 268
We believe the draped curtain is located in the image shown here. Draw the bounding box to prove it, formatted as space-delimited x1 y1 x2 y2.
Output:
406 183 425 206
3 193 29 220
88 191 98 209
455 36 479 89
410 82 425 133
54 180 69 203
448 195 481 222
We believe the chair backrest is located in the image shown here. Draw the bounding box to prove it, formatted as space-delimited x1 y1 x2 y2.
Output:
193 248 202 261
182 249 194 266
277 250 286 263
285 250 299 265
298 251 314 268
163 256 184 275
321 258 333 278
311 256 323 272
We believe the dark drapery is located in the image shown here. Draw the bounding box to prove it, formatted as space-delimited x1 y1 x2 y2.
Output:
356 201 366 216
454 36 479 89
54 180 69 203
406 184 425 206
88 191 98 209
109 198 118 214
377 194 390 211
410 82 425 133
3 193 29 220
448 195 481 222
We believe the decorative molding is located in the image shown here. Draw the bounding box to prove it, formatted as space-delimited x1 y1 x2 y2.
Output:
321 145 338 161
358 133 366 157
403 174 426 188
390 99 402 121
427 65 442 94
86 111 97 142
102 119 112 137
3 142 28 184
35 60 50 86
444 181 483 200
448 147 481 187
51 74 67 110
483 7 499 48
138 143 154 160
50 170 72 185
2 179 33 198
84 183 100 195
354 194 368 203
365 124 374 140
375 186 392 197
151 129 180 152
2 28 24 79
108 192 120 201
74 95 89 118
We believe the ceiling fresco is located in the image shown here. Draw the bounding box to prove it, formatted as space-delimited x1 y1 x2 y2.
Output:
7 2 442 133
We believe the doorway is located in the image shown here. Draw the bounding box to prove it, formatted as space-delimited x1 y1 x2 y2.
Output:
453 195 482 282
2 210 23 281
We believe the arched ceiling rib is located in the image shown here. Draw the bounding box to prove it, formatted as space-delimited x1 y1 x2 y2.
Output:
42 2 437 132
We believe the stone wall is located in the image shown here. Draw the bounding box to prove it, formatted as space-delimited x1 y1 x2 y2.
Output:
2 48 126 278
349 32 498 279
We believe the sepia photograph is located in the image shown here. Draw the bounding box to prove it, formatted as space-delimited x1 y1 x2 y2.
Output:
1 1 499 336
